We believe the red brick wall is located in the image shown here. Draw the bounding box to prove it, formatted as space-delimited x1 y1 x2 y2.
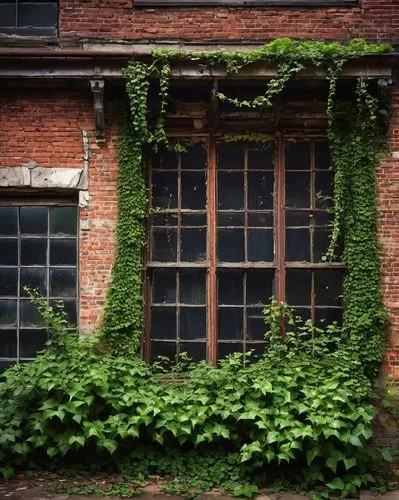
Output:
59 0 398 42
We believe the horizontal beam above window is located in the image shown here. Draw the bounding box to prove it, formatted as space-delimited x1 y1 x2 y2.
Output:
135 0 357 7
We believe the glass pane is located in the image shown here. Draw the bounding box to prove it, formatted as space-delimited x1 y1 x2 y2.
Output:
0 361 14 374
50 207 77 236
285 142 310 170
152 172 178 209
218 307 243 340
315 171 333 209
248 148 273 170
19 3 58 28
218 173 244 210
181 213 207 227
49 269 77 297
153 150 178 170
0 207 17 235
313 227 330 263
286 211 311 227
152 213 178 227
180 270 206 304
217 143 245 170
0 329 17 358
246 342 266 360
217 212 244 227
218 270 243 305
315 142 330 170
218 342 243 359
0 5 17 27
151 341 176 363
315 307 343 326
217 229 244 262
0 239 18 265
20 206 47 234
21 239 47 266
181 143 207 170
286 173 310 208
152 228 177 262
314 270 342 306
180 342 206 362
248 212 273 227
20 268 46 297
181 172 206 210
152 270 176 304
286 228 310 262
50 239 77 266
49 299 77 326
0 268 17 297
286 269 311 306
19 329 48 358
292 307 311 322
151 307 176 339
19 300 42 327
247 308 265 341
180 307 206 340
247 270 274 305
0 299 17 327
248 172 273 210
181 228 206 262
248 230 274 262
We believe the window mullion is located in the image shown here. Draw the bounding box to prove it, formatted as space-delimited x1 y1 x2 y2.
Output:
207 135 217 365
275 135 286 324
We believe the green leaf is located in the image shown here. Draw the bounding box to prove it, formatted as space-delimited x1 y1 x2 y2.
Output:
306 448 319 466
326 478 345 491
343 457 357 470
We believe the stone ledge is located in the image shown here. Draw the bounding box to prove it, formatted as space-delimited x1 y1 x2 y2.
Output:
0 166 87 190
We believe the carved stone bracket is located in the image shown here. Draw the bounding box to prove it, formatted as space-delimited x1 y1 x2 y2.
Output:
90 79 105 139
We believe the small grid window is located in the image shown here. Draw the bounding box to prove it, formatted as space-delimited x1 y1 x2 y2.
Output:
0 0 58 36
0 204 78 373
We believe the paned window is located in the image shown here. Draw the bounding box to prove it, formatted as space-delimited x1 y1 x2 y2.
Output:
146 138 344 364
0 204 78 373
0 0 57 36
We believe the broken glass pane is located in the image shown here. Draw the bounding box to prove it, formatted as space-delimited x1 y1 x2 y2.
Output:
285 142 310 170
217 229 244 262
180 307 206 340
315 171 333 208
286 173 310 208
218 173 244 210
286 269 311 305
248 172 273 210
152 270 176 304
247 230 274 262
151 307 176 339
152 172 178 209
152 228 177 262
286 228 310 261
218 307 243 340
181 228 206 262
181 172 206 210
180 270 206 304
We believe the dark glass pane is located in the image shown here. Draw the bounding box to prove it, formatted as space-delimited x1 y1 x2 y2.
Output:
217 229 244 262
0 329 17 358
0 239 18 266
315 307 343 326
292 307 311 321
181 143 207 170
152 228 177 262
315 171 333 208
20 268 46 297
0 361 14 374
153 150 178 170
151 307 176 339
286 173 310 208
151 341 176 363
286 269 311 305
0 299 17 327
152 213 178 227
248 148 273 170
21 238 47 266
314 270 342 306
181 172 206 210
0 207 17 235
19 3 58 28
217 212 244 227
218 270 243 305
247 308 265 341
20 300 42 327
315 142 330 170
49 269 77 297
152 172 178 209
217 143 245 170
246 342 266 360
248 172 273 210
248 230 274 262
20 206 47 235
50 239 76 266
152 270 176 304
218 173 244 210
180 307 206 340
314 212 332 226
50 207 77 236
0 268 17 297
181 213 207 227
313 227 330 263
248 212 273 227
218 307 243 340
180 342 206 362
218 342 243 359
19 329 48 359
0 4 16 27
247 270 274 305
286 211 311 227
285 142 310 170
49 299 77 326
181 228 206 262
286 228 310 262
180 270 206 304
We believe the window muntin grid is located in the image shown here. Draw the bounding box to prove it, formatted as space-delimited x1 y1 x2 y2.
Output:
0 1 58 36
0 204 78 373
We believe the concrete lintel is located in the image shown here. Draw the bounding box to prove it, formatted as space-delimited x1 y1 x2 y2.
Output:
0 167 30 187
0 166 86 190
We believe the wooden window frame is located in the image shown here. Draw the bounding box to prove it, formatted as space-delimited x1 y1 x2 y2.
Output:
0 0 58 37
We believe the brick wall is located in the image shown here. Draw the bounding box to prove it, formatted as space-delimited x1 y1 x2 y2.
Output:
59 0 398 43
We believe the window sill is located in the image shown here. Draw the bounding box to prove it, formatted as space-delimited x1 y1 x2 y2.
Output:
134 0 357 7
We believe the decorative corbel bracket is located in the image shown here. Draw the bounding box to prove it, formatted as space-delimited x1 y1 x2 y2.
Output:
90 79 105 140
